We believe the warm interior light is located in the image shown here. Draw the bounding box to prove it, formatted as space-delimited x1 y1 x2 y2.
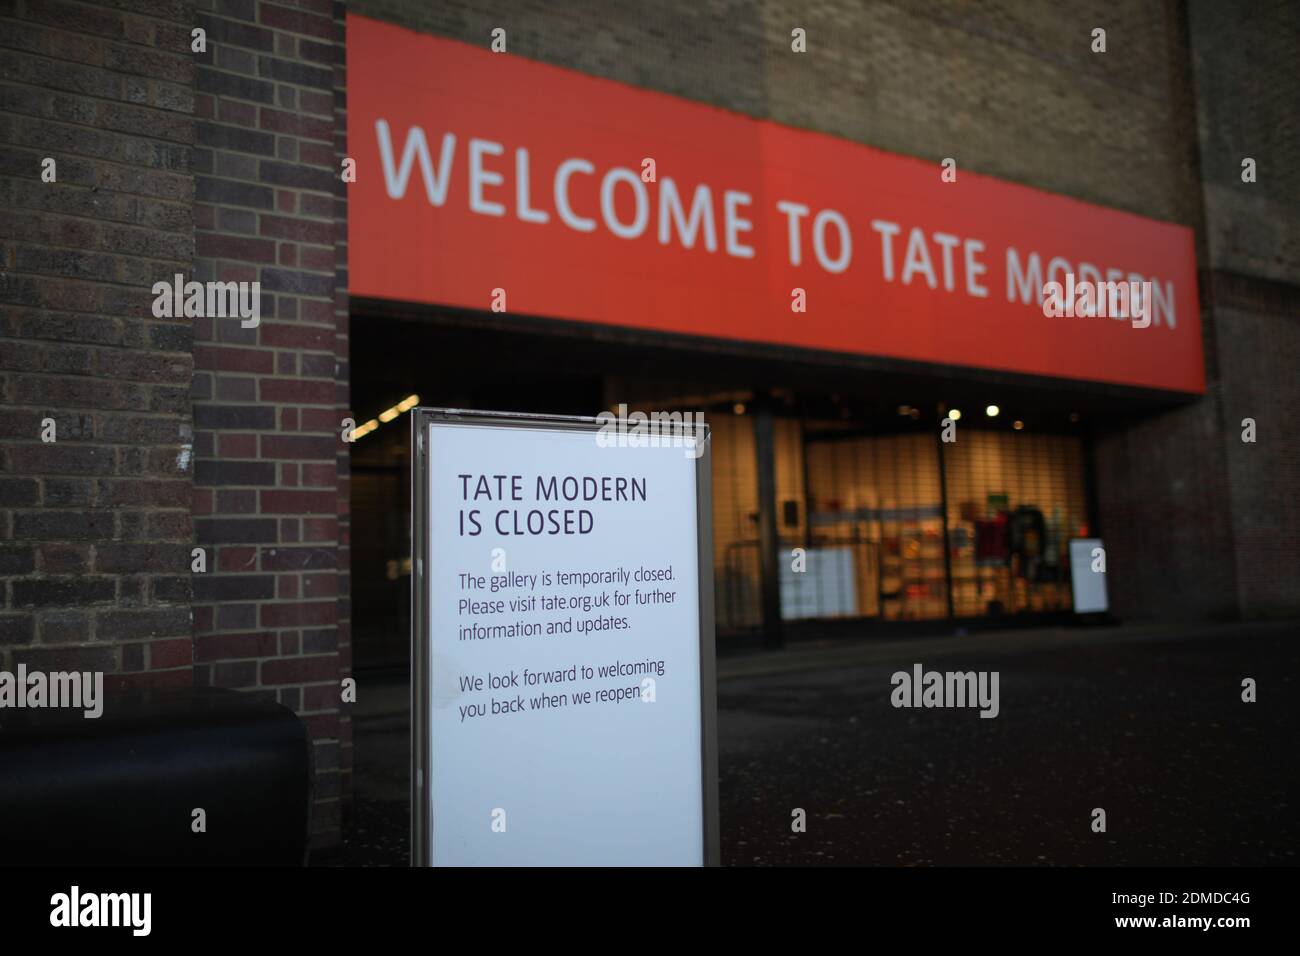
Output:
1013 420 1025 430
733 403 746 415
986 404 999 417
351 395 421 440
949 408 962 420
350 418 380 440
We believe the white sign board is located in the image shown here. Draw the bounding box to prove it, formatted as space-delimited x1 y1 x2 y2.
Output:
1069 537 1109 613
780 547 857 619
412 410 718 866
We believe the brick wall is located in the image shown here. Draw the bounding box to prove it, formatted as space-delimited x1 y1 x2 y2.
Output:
351 0 1201 225
1095 0 1300 621
1187 0 1300 617
1189 0 1300 283
190 0 349 848
1092 399 1239 620
2 0 351 850
0 0 198 682
330 0 352 803
1214 295 1300 615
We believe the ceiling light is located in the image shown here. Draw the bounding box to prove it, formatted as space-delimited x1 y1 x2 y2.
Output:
350 395 420 440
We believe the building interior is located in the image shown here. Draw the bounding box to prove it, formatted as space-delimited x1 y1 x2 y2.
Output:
350 306 1187 667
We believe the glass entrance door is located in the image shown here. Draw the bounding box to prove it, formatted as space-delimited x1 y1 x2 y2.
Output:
804 429 947 621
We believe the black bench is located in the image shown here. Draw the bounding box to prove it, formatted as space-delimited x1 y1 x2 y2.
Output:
0 686 312 865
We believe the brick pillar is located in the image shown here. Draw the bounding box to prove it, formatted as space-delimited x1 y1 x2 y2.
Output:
191 0 348 850
0 1 197 686
330 0 353 817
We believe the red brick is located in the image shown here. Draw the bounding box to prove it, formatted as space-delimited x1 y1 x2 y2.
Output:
259 379 334 404
195 345 275 374
196 631 277 662
107 669 192 692
299 245 334 271
218 433 258 458
259 106 332 141
299 141 334 167
260 653 339 685
303 683 339 710
197 232 277 263
303 517 338 541
217 546 259 572
260 494 338 515
259 322 333 351
260 433 334 459
258 3 335 40
301 463 335 486
260 600 336 628
299 299 334 322
303 573 337 598
149 637 193 669
217 98 257 126
300 407 343 431
303 712 341 740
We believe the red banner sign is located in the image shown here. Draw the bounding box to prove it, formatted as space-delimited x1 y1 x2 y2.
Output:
348 14 1204 393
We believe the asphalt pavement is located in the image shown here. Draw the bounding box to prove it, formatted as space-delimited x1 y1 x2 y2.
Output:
336 619 1299 866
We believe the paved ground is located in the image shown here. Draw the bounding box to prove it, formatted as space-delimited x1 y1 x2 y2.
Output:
337 619 1299 866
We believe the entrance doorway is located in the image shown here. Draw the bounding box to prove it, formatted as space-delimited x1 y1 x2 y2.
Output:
350 306 1104 665
786 423 1088 626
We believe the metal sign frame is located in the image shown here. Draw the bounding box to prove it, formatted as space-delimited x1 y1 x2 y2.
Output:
410 407 719 866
